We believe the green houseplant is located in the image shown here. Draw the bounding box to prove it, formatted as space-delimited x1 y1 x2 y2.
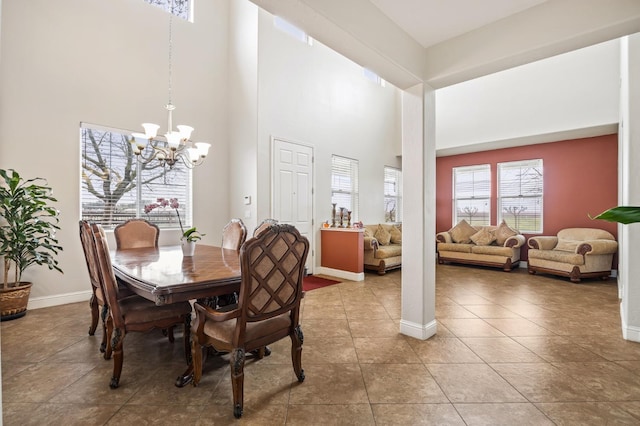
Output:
0 169 63 320
593 206 640 224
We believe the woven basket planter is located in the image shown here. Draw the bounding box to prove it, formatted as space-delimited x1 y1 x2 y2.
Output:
0 282 32 321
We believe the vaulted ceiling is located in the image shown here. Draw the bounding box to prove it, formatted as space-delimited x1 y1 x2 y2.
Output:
250 0 640 89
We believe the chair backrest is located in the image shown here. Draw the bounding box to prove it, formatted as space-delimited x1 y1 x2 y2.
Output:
253 218 278 237
558 228 615 242
91 223 125 327
79 220 102 292
114 219 159 250
237 224 309 324
221 218 247 251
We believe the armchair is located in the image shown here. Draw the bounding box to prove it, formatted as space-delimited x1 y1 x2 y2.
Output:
527 228 618 282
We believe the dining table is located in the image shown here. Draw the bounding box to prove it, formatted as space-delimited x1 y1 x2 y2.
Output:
111 244 242 306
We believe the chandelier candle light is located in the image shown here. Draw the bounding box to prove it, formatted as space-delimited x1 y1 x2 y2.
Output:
130 0 210 169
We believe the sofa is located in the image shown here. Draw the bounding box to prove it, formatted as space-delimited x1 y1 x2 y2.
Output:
527 228 618 282
363 223 402 275
436 220 526 272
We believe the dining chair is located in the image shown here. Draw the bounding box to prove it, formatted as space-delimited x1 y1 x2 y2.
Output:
90 223 193 389
221 218 247 251
216 218 248 307
253 218 278 237
188 223 309 418
79 220 111 356
114 218 160 250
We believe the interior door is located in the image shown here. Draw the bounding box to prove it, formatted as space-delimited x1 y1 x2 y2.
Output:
272 138 314 273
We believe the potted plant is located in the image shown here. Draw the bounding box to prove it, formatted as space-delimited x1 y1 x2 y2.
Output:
144 197 204 256
0 169 63 320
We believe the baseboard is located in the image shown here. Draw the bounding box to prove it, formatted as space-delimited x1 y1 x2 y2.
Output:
28 290 91 310
399 318 437 340
314 266 364 282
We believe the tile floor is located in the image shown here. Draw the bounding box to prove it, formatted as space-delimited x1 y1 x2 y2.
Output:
3 264 640 425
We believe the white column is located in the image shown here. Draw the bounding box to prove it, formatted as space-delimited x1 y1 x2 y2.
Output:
619 33 640 341
400 83 437 340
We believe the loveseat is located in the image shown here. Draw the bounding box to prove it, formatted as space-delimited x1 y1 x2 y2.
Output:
527 228 618 282
436 220 525 272
363 223 402 275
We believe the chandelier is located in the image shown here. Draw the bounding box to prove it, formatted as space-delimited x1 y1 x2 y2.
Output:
130 0 210 169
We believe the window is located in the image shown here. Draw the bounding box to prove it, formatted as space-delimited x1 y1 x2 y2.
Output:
331 155 359 221
453 164 491 226
274 16 313 45
498 159 543 233
143 0 191 20
363 68 386 87
80 123 192 229
384 166 402 222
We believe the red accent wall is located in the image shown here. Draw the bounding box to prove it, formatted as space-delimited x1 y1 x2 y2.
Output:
436 134 618 261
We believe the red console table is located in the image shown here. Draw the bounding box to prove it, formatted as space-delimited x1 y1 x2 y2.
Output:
320 228 364 274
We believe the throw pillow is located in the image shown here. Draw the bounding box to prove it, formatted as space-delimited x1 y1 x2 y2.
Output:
495 220 518 246
554 239 579 252
389 226 402 244
449 219 477 244
374 224 392 245
470 228 496 246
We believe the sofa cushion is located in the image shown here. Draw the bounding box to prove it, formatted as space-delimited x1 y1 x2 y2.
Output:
374 224 392 245
374 244 402 259
554 239 579 252
471 245 513 257
528 249 584 265
389 226 402 244
449 220 476 244
470 228 496 246
437 243 473 253
495 220 518 245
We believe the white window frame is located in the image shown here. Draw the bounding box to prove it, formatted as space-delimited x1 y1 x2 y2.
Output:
452 164 491 227
497 159 543 233
80 123 193 230
274 16 313 45
384 166 402 222
331 155 359 222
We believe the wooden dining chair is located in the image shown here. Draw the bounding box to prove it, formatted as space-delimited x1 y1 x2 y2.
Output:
79 220 111 355
188 224 309 418
221 218 247 251
253 218 278 237
90 223 193 389
114 218 160 250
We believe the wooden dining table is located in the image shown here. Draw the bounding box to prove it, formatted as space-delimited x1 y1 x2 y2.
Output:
111 244 242 306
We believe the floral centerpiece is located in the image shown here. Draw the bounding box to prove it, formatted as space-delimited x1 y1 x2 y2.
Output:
145 197 204 255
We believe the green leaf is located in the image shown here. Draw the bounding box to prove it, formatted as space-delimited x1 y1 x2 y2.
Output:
592 206 640 224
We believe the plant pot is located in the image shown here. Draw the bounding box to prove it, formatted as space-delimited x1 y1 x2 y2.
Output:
0 282 32 321
182 241 196 257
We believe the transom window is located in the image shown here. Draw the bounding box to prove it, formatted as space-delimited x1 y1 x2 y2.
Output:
80 123 192 229
498 159 543 233
331 155 359 221
384 166 402 222
452 164 491 227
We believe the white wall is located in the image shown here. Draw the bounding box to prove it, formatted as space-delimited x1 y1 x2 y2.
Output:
435 38 621 154
252 8 402 269
0 0 229 305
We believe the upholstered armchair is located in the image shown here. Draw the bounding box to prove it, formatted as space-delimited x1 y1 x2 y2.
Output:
527 228 618 282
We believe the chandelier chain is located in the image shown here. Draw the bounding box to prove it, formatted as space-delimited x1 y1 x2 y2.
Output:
167 0 174 106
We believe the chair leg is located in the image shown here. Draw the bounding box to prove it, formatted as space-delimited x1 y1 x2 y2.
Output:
167 326 175 343
291 325 305 382
230 348 245 419
110 328 125 389
104 314 113 360
100 304 109 354
191 335 203 386
183 315 191 364
88 294 99 336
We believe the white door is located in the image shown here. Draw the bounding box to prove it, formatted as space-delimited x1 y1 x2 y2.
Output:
272 138 314 273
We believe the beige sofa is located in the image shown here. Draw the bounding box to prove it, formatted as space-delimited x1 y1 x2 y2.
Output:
527 228 618 282
436 220 525 272
363 223 402 275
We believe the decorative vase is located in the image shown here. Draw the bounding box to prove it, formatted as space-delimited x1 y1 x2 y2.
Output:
0 282 32 321
347 210 352 228
331 203 337 227
339 208 346 228
182 240 196 257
